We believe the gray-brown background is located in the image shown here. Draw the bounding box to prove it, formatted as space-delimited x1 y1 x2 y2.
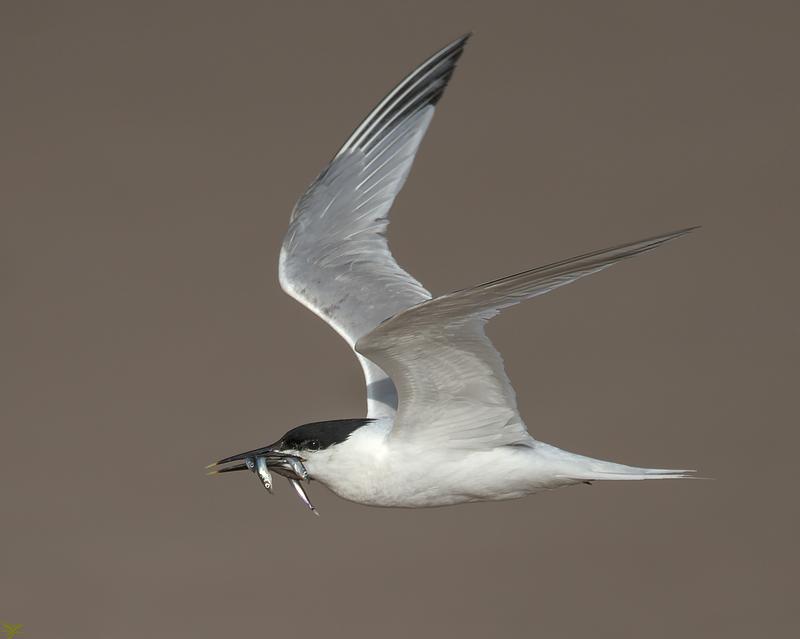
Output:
2 2 797 637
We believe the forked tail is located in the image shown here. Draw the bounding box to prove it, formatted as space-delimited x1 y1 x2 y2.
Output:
537 444 695 482
557 457 695 482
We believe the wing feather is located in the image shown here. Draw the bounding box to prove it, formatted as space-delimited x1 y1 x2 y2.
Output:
356 228 697 448
279 35 470 417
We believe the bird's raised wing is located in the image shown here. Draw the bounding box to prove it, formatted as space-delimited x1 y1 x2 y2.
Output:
356 228 697 449
279 35 470 418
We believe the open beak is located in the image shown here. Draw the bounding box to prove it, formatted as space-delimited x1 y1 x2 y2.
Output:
208 461 249 474
206 444 317 514
206 444 307 479
207 442 284 470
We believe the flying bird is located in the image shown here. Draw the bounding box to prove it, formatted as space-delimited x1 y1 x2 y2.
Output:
208 34 696 512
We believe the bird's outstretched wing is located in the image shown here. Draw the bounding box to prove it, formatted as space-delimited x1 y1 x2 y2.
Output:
279 35 470 418
356 228 697 449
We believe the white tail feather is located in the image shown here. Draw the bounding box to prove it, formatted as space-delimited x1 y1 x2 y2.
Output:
539 445 695 482
560 469 696 481
556 462 695 482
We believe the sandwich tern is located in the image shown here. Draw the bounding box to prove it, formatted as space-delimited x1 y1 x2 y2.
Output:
208 34 697 512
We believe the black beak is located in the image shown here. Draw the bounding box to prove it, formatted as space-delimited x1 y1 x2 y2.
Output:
206 443 307 480
206 442 281 470
209 461 249 474
207 441 282 470
207 442 317 514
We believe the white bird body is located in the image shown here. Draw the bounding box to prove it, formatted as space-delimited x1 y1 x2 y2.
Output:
305 419 688 508
211 35 696 511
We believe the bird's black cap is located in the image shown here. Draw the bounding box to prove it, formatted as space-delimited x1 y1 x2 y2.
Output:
208 418 373 472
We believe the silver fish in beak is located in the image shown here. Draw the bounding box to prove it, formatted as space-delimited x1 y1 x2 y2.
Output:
206 446 318 514
290 479 319 516
254 457 273 493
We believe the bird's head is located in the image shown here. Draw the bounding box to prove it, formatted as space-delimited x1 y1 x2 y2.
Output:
207 418 373 513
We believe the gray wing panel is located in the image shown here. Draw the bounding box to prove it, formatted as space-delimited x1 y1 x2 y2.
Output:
357 228 697 447
279 36 470 417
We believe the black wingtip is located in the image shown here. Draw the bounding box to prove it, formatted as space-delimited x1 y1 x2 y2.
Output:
669 225 701 235
436 32 472 51
452 32 473 47
648 225 701 246
338 33 473 156
616 225 701 257
417 33 472 108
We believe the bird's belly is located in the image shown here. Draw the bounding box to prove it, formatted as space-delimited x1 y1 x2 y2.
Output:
312 445 572 508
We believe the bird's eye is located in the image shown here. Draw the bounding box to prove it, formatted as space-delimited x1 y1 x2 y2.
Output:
306 439 321 451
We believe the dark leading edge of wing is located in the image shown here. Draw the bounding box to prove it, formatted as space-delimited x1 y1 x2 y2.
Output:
336 33 471 158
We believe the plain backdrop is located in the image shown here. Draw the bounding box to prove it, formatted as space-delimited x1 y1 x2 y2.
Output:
1 2 797 638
